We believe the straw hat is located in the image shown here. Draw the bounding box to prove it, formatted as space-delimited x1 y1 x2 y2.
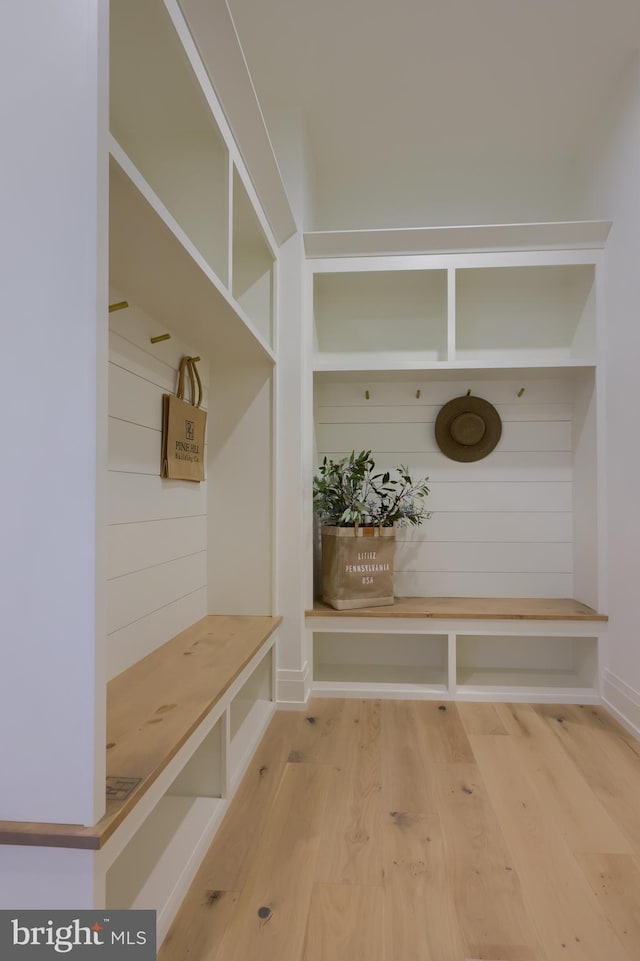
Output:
435 395 502 462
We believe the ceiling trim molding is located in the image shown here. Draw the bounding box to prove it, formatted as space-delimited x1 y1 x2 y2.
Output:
304 221 613 259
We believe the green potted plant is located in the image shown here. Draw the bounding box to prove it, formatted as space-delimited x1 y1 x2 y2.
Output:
313 450 430 609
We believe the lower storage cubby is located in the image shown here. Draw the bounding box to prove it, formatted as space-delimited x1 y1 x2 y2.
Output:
106 716 225 938
456 634 598 697
229 646 274 787
313 632 448 694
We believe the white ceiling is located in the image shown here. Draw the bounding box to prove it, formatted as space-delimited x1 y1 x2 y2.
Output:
228 0 640 230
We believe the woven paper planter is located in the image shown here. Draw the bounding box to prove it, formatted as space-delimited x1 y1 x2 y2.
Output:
321 525 396 610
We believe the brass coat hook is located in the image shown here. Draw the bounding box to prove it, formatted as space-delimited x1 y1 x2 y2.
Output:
416 389 421 399
365 390 370 400
466 388 472 396
150 333 171 344
108 301 128 313
517 387 525 397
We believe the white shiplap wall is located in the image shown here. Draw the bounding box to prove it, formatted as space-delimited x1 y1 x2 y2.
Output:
315 376 575 598
107 293 208 678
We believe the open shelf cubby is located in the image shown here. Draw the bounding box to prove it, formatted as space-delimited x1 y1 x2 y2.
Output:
232 168 275 347
313 269 448 361
456 633 598 695
110 0 229 285
105 718 225 931
313 631 448 693
455 264 596 364
229 646 274 788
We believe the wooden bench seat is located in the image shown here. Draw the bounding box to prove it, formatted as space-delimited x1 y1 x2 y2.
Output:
307 597 607 621
0 615 281 850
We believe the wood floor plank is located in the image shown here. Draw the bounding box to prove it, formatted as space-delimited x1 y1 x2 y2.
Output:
458 701 508 736
161 700 640 960
213 762 331 961
302 883 384 961
383 810 465 961
380 700 438 813
533 703 634 740
285 697 348 766
314 699 383 885
513 726 633 854
159 890 239 961
436 762 544 961
471 734 630 961
575 853 640 961
493 703 550 737
414 700 476 763
541 721 640 853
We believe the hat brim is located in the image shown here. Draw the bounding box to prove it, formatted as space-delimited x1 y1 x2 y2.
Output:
435 395 502 462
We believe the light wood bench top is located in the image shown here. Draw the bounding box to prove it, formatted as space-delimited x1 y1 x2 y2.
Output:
307 597 607 621
0 615 281 850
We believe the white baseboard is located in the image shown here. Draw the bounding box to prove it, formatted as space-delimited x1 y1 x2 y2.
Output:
276 662 310 707
602 670 640 739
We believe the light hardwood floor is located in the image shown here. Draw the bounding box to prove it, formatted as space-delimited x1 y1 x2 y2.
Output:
159 700 640 961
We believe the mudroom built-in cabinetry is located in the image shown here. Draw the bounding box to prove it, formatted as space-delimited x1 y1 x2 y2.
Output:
305 224 610 703
0 0 289 944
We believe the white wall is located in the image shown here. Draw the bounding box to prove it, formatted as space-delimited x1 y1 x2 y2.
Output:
107 295 209 679
313 156 580 232
0 0 108 825
315 374 591 599
263 107 317 231
578 53 640 728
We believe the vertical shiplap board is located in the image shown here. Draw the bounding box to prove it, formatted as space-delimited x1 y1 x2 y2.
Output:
107 291 208 678
316 376 578 598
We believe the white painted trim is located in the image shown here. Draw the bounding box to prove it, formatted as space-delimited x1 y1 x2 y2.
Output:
311 684 599 704
602 670 640 738
308 248 605 274
303 222 612 259
447 632 457 695
306 616 603 637
447 268 456 363
277 662 310 705
312 356 597 375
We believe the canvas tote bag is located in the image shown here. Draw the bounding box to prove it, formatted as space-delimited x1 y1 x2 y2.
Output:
161 356 207 482
321 525 396 610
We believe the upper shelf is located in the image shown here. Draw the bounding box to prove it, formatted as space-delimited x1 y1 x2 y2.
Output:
110 0 230 286
304 221 612 259
109 144 275 363
312 260 598 370
109 0 278 362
